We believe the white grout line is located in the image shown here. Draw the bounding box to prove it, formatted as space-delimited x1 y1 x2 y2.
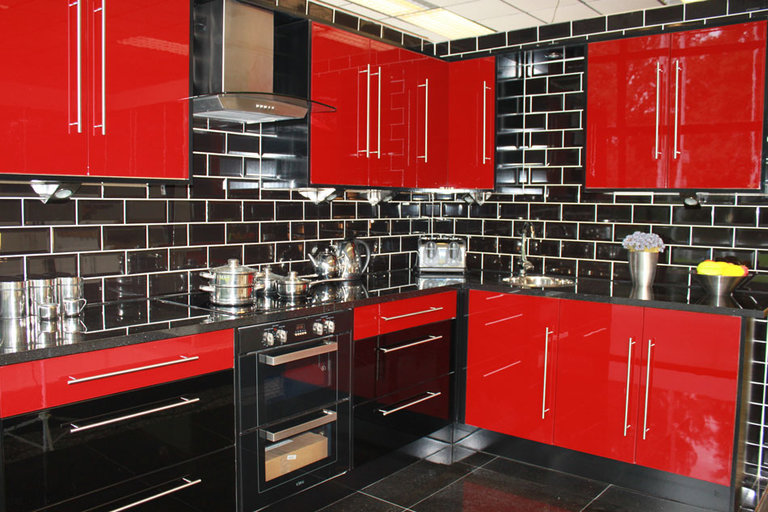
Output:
579 484 611 512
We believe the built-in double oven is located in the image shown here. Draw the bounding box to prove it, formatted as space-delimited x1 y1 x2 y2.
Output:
236 310 352 512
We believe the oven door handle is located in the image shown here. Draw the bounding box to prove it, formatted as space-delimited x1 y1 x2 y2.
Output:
258 342 337 366
260 410 337 442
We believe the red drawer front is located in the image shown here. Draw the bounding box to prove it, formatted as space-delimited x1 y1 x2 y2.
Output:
354 291 457 340
354 303 380 341
0 329 234 418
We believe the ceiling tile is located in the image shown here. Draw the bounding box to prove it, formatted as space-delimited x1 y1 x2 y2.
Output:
588 0 663 15
479 12 544 31
447 0 520 19
530 3 601 23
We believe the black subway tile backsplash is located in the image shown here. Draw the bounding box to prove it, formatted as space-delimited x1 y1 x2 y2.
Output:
78 200 124 224
80 252 125 278
104 226 146 250
685 0 727 19
126 200 167 224
53 227 101 253
190 223 226 246
607 11 644 30
24 200 76 225
645 4 684 24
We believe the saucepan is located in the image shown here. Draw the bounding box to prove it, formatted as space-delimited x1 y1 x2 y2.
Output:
274 272 347 299
200 259 264 306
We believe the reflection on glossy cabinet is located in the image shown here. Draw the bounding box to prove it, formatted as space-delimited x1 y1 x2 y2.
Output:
0 0 189 180
636 308 741 485
587 21 766 190
466 291 559 445
554 300 643 463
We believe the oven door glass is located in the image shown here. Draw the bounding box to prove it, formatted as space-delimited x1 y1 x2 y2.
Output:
239 403 351 510
256 336 341 425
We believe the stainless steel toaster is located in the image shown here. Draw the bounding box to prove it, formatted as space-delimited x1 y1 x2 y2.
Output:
417 237 467 273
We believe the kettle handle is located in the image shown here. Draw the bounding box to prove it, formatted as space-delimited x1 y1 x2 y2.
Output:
355 239 371 275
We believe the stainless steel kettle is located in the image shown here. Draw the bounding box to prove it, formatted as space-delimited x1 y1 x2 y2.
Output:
308 247 339 279
334 239 371 280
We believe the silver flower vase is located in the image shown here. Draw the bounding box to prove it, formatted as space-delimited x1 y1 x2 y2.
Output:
629 251 658 298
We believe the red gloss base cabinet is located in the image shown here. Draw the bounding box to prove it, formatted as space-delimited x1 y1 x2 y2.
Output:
0 329 233 418
465 291 559 445
587 21 766 190
466 291 742 486
0 0 189 180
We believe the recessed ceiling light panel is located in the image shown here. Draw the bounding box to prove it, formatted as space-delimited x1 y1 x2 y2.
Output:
401 8 494 40
347 0 423 17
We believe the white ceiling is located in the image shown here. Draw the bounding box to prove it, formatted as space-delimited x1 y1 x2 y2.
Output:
313 0 679 42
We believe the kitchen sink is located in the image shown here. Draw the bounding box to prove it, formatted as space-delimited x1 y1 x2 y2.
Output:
502 275 575 288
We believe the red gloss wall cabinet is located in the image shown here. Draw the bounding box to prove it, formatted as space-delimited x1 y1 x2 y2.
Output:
448 57 496 189
0 0 190 180
310 23 494 189
465 291 559 445
587 21 766 190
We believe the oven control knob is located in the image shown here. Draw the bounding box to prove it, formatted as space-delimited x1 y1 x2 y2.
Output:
323 319 335 334
262 331 275 347
312 321 324 336
275 328 288 344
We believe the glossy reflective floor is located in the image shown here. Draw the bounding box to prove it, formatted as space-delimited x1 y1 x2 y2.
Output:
318 446 720 512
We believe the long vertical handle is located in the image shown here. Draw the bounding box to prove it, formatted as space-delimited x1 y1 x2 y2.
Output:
623 338 636 437
642 340 655 440
482 81 491 163
417 79 429 163
69 0 83 133
654 62 661 159
368 67 381 158
542 327 552 419
358 67 370 157
93 0 106 135
673 60 681 159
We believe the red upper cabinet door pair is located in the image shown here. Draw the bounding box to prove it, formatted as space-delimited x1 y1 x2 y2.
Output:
587 21 766 190
0 0 189 180
310 23 495 189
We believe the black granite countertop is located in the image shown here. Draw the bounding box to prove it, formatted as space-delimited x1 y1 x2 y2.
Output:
0 269 764 366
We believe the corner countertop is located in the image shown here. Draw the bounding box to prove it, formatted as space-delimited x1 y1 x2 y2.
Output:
0 269 764 366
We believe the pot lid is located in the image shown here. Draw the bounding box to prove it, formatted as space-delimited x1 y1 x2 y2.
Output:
282 271 309 285
208 259 257 275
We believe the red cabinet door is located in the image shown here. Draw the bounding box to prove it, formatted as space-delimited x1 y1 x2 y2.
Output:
0 0 88 176
369 43 415 188
448 57 495 189
553 300 644 464
466 291 558 445
310 24 371 186
408 56 449 189
636 309 741 485
668 21 766 189
89 0 189 179
587 33 670 189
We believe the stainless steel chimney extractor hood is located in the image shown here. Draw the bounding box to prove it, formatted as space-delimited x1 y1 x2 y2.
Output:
192 0 333 123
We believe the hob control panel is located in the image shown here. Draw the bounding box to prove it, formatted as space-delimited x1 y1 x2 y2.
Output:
238 310 352 353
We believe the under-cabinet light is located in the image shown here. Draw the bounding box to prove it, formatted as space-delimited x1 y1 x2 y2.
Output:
400 9 494 40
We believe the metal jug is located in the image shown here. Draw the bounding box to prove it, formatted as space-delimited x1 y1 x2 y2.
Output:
308 246 339 279
333 239 371 280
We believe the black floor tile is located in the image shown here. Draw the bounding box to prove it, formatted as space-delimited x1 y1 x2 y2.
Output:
363 458 476 508
424 446 495 468
411 458 607 512
583 486 719 512
320 492 409 511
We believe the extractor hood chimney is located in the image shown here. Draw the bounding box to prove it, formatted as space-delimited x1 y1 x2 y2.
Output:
192 0 332 123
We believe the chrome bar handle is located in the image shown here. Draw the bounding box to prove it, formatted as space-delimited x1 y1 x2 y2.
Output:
70 397 199 433
623 338 635 437
381 306 443 321
542 328 552 419
371 66 380 158
261 410 336 442
93 0 105 134
417 79 429 162
68 355 199 384
68 0 83 133
108 477 202 512
483 360 521 378
378 391 441 416
485 293 507 300
642 340 655 440
482 81 491 163
378 335 442 354
259 342 337 366
654 62 661 159
673 60 681 159
358 67 369 156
